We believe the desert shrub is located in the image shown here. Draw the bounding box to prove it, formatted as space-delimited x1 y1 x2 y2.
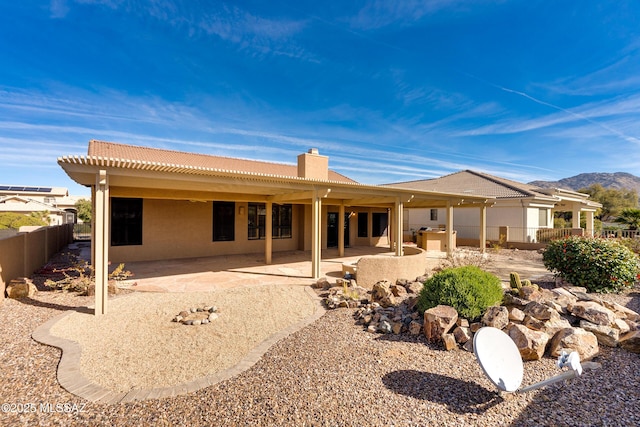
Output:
417 266 503 320
543 236 640 293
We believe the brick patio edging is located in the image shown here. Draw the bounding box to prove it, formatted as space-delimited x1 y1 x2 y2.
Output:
32 286 326 404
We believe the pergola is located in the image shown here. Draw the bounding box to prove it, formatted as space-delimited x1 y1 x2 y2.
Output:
58 154 493 315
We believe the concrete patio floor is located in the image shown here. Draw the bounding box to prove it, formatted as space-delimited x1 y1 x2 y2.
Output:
119 246 447 293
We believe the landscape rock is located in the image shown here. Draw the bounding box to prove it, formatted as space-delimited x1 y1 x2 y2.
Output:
508 323 550 361
549 327 599 360
404 281 424 295
508 307 525 322
568 301 616 326
601 300 640 322
613 318 630 334
442 333 458 351
408 320 422 335
371 281 397 308
6 278 38 299
540 310 573 336
580 321 620 347
452 326 471 344
523 301 554 321
424 305 458 343
519 286 543 302
482 305 509 330
619 331 640 353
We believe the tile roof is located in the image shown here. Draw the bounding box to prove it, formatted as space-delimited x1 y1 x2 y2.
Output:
388 170 556 199
87 140 357 183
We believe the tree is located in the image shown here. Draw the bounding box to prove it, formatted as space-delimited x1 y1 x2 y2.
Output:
75 198 92 223
579 184 638 221
0 212 48 229
615 208 640 230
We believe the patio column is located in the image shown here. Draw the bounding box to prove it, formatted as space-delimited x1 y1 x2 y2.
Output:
479 204 487 253
93 170 109 316
395 197 403 256
265 201 273 264
572 206 581 229
311 191 322 279
446 201 454 256
585 210 595 237
338 203 345 257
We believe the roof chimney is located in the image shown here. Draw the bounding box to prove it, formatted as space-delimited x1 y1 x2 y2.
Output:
297 148 328 180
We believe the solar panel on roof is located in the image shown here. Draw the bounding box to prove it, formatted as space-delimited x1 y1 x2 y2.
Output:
0 186 53 192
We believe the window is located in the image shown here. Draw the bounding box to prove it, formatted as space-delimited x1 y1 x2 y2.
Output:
357 212 368 237
539 208 549 227
273 204 292 238
213 202 235 241
430 209 438 221
372 212 388 237
248 203 292 240
111 198 143 246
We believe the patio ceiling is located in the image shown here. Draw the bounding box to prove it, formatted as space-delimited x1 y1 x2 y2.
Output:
58 155 494 208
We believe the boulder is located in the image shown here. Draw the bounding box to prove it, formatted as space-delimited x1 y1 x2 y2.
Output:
404 281 424 295
453 326 471 344
522 315 546 331
520 286 543 302
568 301 616 326
390 284 408 298
482 306 509 330
6 279 38 299
503 293 529 307
549 327 599 360
371 281 397 308
580 321 620 347
408 320 422 335
613 318 631 334
541 310 573 337
508 307 525 322
523 301 555 321
601 300 640 322
313 277 331 289
442 333 458 351
424 305 458 343
619 331 640 353
508 323 550 361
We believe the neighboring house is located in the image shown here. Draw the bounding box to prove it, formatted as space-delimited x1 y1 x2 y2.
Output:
390 170 601 246
0 185 86 225
58 140 492 314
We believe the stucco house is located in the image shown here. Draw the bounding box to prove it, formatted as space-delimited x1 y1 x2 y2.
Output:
58 140 493 314
390 170 602 247
0 185 84 225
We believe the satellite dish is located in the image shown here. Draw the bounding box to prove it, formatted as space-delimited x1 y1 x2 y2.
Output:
474 327 588 393
473 326 523 392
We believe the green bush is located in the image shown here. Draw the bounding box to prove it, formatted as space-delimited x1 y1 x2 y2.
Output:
543 236 640 293
417 266 504 320
0 212 47 229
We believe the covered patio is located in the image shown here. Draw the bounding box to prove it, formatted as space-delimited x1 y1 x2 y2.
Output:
58 141 493 314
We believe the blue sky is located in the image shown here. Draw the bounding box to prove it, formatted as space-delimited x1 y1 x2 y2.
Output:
1 1 640 196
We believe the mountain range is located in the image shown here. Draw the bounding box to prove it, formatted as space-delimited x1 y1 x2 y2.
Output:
529 172 640 194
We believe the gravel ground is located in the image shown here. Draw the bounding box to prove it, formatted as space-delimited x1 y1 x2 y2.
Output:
1 249 639 426
48 285 317 392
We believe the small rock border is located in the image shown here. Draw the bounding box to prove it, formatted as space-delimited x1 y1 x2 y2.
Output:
173 306 219 325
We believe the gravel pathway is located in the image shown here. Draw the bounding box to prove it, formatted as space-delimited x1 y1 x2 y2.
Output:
1 250 639 426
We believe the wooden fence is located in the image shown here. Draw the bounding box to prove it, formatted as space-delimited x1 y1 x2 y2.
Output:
0 224 74 299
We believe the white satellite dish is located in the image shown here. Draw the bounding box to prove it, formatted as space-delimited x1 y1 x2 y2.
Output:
473 326 523 392
474 327 587 393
